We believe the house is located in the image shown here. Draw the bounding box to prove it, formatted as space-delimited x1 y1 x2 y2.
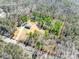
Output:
12 20 44 42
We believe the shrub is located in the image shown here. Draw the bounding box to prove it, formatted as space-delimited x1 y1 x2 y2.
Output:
32 12 52 27
44 30 49 39
32 30 40 42
35 41 43 49
50 20 63 36
19 15 28 22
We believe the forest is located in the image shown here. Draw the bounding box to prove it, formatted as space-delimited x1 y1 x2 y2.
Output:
0 0 79 59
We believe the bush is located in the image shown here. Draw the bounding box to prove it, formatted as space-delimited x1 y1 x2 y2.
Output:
53 20 63 35
44 30 49 39
32 12 52 28
35 41 43 49
19 15 28 22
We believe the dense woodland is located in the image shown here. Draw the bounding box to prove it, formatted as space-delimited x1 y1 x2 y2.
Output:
0 0 79 59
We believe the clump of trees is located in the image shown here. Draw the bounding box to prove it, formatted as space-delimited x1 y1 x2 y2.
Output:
49 20 63 37
0 18 17 37
0 37 32 59
35 41 43 49
19 15 29 22
32 12 63 37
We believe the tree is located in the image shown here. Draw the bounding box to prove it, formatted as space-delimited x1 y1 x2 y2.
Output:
35 41 43 49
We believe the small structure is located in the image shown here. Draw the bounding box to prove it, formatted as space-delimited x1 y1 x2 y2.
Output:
12 20 44 42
